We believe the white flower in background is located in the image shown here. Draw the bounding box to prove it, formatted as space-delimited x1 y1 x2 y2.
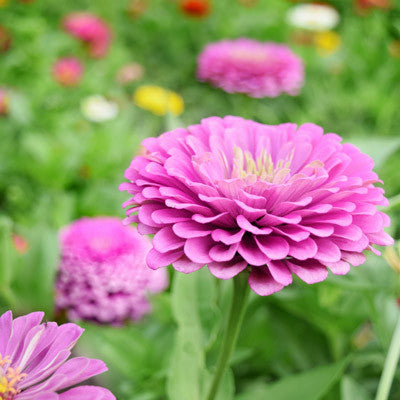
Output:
81 95 119 122
287 3 340 31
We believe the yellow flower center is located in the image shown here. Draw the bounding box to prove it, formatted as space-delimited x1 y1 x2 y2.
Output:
0 355 26 400
230 147 293 184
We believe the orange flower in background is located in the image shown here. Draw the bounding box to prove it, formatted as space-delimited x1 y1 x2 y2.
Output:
0 88 9 116
52 57 84 87
180 0 210 17
12 234 29 254
0 26 11 53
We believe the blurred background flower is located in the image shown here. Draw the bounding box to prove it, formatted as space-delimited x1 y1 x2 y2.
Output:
52 57 84 87
63 12 111 58
0 25 11 53
55 217 169 324
133 85 184 116
80 94 119 122
180 0 211 17
287 3 340 31
0 87 9 116
115 62 144 85
197 39 304 97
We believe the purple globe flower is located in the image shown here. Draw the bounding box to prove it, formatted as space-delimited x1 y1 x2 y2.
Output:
120 116 393 296
0 310 114 399
56 217 169 324
197 39 304 98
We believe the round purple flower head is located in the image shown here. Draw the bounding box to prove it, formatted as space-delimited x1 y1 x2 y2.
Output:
56 217 168 324
120 116 393 296
197 39 304 98
0 310 115 399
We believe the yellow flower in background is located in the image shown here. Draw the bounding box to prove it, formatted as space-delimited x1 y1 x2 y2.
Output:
0 0 8 7
314 31 341 56
133 85 184 116
385 244 400 275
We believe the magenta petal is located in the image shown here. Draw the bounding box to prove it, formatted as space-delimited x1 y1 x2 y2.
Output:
248 267 284 296
326 260 351 275
209 243 238 262
59 386 115 400
238 236 269 266
255 236 289 260
208 260 247 279
267 260 292 286
288 238 317 260
0 311 12 355
287 260 328 284
367 231 394 246
173 256 204 273
211 229 245 245
153 227 184 253
341 251 366 266
173 221 212 239
184 236 214 263
314 238 341 263
236 215 272 235
146 248 183 269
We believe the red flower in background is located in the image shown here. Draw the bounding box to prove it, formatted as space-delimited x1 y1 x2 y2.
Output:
52 57 84 86
355 0 391 14
63 12 111 58
180 0 210 17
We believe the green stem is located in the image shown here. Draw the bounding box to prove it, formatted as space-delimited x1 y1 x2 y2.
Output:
375 313 400 400
206 271 250 400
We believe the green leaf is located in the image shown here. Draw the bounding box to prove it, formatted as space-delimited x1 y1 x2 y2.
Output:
341 376 372 400
167 271 205 400
237 358 349 400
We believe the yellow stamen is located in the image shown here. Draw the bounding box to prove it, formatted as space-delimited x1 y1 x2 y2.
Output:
0 357 26 400
231 147 293 183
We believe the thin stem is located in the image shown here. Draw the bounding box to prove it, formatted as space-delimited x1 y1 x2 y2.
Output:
206 271 250 400
375 313 400 400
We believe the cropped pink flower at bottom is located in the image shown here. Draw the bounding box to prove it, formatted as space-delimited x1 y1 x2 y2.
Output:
0 310 115 399
120 116 393 296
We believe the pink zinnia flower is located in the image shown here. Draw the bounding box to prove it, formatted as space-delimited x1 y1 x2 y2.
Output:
0 310 115 399
197 39 304 98
62 13 111 58
120 116 393 296
56 217 169 324
52 57 83 87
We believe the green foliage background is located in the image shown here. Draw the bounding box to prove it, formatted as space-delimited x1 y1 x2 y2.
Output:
1 0 400 399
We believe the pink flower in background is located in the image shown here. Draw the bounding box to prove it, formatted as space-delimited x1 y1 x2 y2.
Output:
0 310 115 399
56 217 168 324
62 13 111 58
12 234 29 254
197 39 304 98
120 116 393 296
52 57 84 87
0 88 9 116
